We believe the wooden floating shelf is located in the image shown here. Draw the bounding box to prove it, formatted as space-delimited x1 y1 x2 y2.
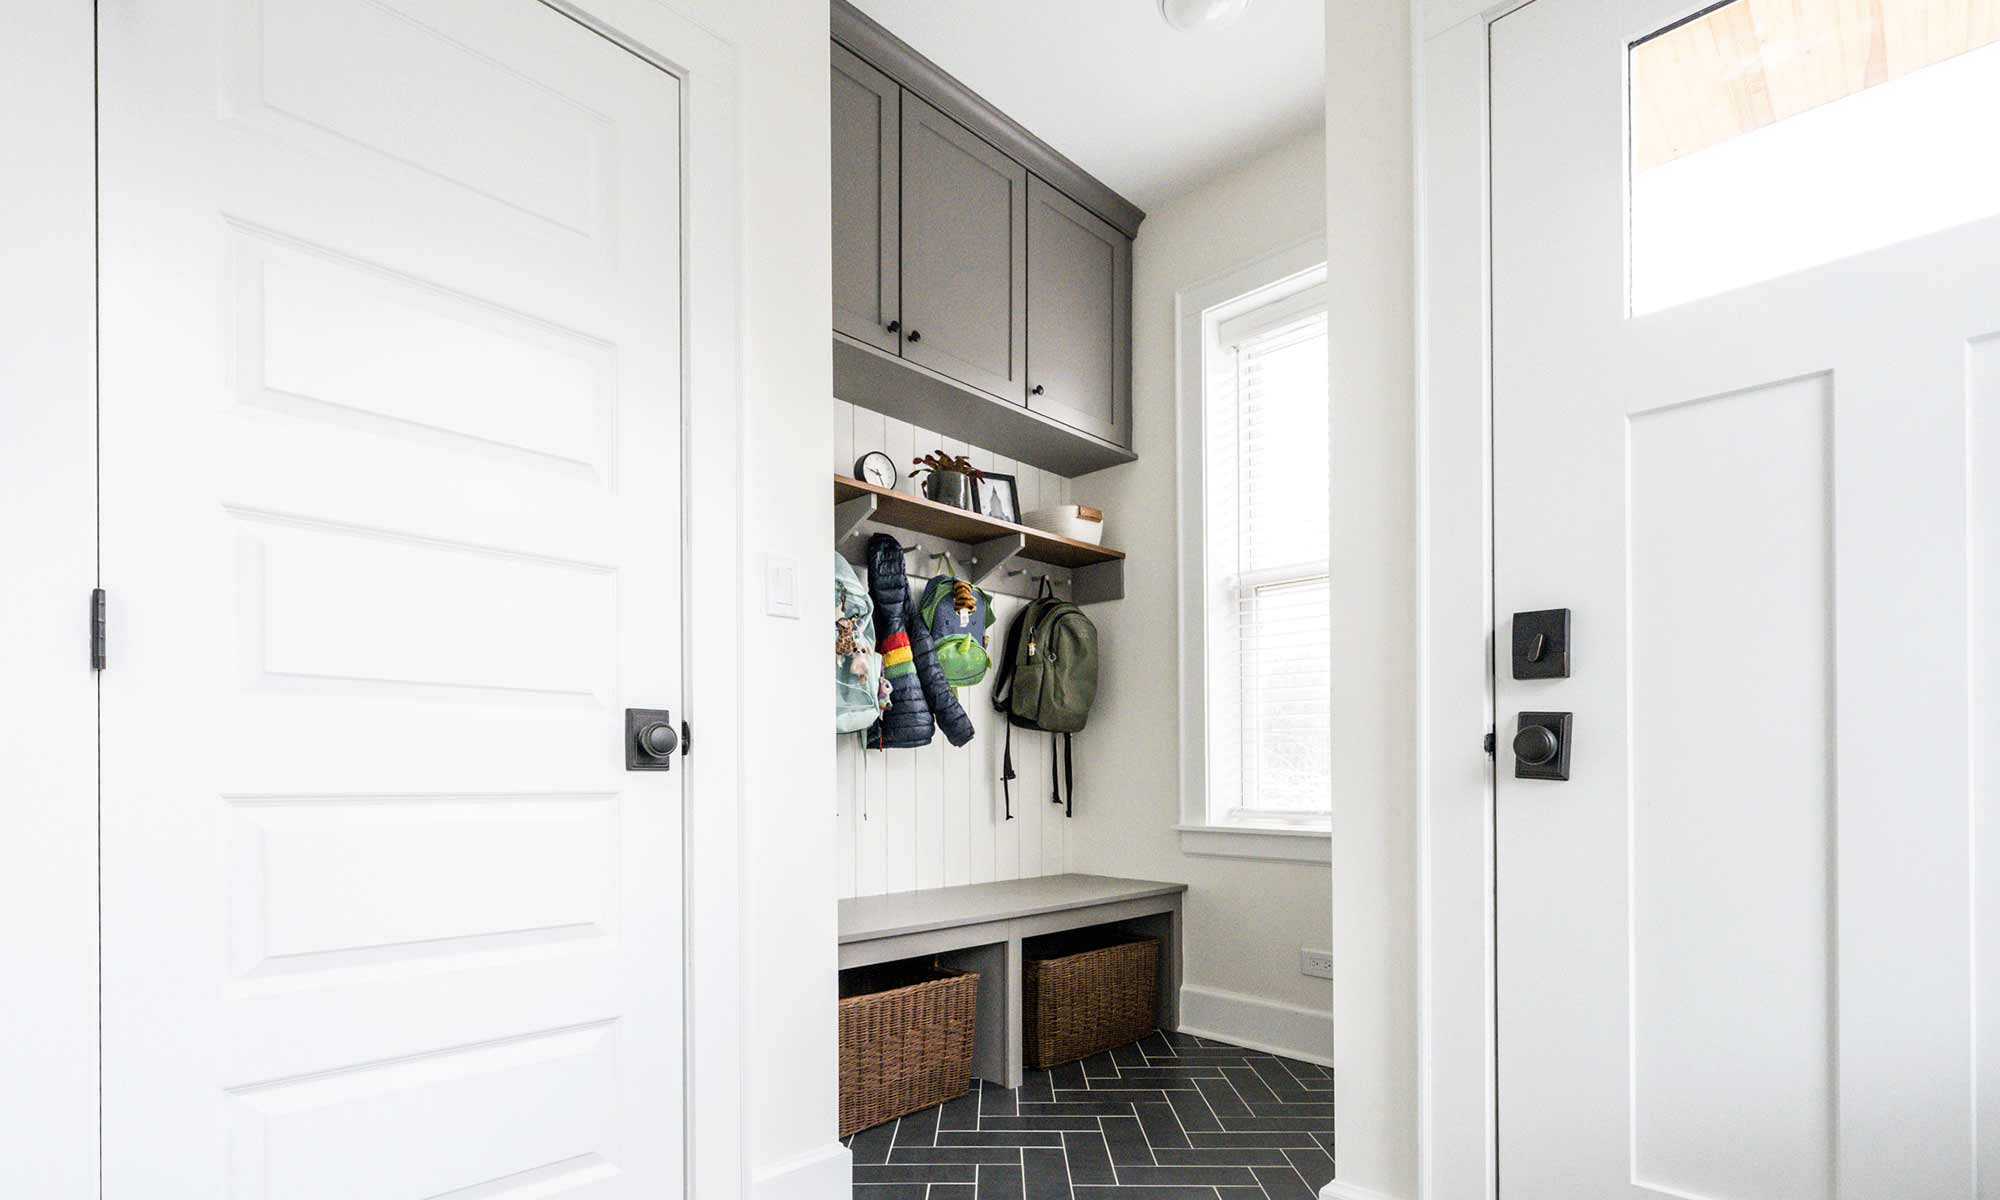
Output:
833 475 1126 603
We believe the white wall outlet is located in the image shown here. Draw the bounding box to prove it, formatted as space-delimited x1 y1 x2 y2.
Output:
1299 948 1334 979
763 551 800 619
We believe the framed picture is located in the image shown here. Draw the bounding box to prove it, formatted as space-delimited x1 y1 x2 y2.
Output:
975 473 1020 524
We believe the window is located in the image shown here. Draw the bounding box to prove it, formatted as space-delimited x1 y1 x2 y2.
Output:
1629 0 2000 314
1176 239 1331 863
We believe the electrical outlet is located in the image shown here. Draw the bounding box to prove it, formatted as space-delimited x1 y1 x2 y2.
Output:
1299 948 1333 979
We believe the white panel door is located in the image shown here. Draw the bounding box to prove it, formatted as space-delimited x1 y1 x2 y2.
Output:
1492 2 1996 1198
98 1 685 1195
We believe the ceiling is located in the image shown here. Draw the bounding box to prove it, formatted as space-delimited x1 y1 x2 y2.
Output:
846 0 1326 214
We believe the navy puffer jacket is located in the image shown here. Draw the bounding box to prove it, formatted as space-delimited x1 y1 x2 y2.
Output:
865 533 975 749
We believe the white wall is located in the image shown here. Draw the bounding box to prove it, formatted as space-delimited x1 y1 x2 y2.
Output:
1067 130 1336 1062
659 2 844 1196
1323 0 1420 1194
829 402 1078 898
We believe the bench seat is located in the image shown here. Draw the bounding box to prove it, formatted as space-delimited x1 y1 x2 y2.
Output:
838 873 1187 1087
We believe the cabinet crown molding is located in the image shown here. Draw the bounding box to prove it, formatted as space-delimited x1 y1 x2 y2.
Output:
830 0 1146 239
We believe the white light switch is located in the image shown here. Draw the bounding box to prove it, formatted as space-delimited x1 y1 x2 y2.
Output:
764 551 800 619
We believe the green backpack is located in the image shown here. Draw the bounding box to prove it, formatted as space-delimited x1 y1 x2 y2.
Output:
991 581 1098 818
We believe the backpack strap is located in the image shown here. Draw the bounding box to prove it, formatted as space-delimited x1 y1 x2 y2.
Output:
991 601 1030 712
1048 732 1075 817
1000 720 1016 820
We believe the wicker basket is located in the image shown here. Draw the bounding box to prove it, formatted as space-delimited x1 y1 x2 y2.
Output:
1022 929 1160 1069
838 961 979 1138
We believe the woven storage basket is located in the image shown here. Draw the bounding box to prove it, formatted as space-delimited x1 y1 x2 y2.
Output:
838 961 979 1138
1022 930 1160 1069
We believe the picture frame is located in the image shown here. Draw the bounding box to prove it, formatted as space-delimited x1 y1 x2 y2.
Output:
975 472 1021 524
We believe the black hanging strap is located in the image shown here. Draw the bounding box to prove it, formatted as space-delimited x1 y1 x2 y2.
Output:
1048 732 1075 817
1001 720 1016 820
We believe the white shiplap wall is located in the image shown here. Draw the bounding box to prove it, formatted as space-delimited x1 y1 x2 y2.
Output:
832 398 1078 899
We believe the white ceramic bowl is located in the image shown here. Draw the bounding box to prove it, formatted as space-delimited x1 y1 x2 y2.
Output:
1022 505 1105 545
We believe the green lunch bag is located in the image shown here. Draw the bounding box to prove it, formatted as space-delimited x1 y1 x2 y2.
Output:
917 556 994 688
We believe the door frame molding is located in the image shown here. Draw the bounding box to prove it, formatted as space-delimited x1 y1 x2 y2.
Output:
3 3 750 1195
1408 1 1535 1197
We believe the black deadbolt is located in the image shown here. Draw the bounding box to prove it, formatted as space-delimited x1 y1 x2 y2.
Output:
1513 711 1572 781
1511 608 1571 679
626 707 677 771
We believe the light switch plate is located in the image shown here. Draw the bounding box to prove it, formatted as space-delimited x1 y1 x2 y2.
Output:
764 551 800 620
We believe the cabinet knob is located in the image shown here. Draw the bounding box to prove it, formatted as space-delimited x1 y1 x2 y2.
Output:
906 329 921 343
885 320 900 333
1031 384 1046 396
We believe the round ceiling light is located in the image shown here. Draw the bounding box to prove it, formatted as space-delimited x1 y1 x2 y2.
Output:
1159 0 1254 33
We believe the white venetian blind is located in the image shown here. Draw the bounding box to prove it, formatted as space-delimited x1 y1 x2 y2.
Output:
1206 287 1330 824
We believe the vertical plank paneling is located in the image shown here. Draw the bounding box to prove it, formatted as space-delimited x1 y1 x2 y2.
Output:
834 415 1084 897
833 398 856 477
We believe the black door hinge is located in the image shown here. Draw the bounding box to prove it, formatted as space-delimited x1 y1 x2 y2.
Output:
680 719 692 757
90 588 107 671
1483 730 1496 756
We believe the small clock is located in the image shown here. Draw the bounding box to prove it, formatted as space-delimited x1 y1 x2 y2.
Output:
854 450 897 490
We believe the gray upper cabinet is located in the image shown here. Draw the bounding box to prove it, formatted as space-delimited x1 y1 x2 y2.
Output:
829 3 1144 476
830 43 899 353
899 93 1028 407
1026 176 1130 447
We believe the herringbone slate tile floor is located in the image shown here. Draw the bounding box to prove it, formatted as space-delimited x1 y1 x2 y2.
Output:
845 1030 1334 1199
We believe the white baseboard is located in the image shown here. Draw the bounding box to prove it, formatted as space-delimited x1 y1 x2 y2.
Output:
750 1140 851 1200
1319 1181 1405 1200
1177 983 1334 1066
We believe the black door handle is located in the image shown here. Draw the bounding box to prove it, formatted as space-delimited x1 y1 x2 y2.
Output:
1513 712 1572 781
1512 725 1557 766
626 708 678 771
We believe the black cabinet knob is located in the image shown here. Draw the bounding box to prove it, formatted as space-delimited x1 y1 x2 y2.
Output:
1512 724 1558 766
637 720 679 761
886 320 900 333
906 329 921 342
1031 384 1046 395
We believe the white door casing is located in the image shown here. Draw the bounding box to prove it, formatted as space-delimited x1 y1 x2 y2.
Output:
1491 2 1993 1198
99 0 687 1194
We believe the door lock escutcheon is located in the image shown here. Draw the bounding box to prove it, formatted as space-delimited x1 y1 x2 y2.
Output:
626 707 678 771
1511 608 1571 679
1513 711 1572 781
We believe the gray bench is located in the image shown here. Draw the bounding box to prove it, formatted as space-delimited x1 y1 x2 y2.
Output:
838 873 1187 1088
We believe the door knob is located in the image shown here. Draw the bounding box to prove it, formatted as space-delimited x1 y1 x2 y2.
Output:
1512 711 1572 781
626 707 678 771
1512 725 1557 765
638 720 678 759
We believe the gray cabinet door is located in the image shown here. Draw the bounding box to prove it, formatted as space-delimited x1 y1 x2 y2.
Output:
1026 176 1130 447
831 42 899 352
900 92 1028 406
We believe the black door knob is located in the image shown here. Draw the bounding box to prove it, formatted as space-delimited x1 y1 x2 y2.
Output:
1512 724 1558 766
906 329 921 342
886 320 900 333
637 720 678 761
1031 384 1046 395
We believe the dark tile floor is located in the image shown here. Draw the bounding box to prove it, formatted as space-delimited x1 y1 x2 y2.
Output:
845 1030 1335 1199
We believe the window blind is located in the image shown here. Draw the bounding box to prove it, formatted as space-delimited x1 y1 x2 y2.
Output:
1207 301 1330 824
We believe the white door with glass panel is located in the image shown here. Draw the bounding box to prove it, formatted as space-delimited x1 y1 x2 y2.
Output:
1492 1 1999 1197
97 0 687 1194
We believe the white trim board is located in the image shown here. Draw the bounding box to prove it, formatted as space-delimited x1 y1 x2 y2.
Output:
0 7 97 1195
749 1141 853 1200
1178 984 1334 1067
1320 1181 1408 1200
1409 3 1511 1199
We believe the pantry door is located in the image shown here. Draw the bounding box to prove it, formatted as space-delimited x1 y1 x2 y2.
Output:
97 1 686 1195
1491 1 1997 1197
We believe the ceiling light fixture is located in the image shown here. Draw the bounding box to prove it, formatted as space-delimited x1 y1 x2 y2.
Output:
1159 0 1253 33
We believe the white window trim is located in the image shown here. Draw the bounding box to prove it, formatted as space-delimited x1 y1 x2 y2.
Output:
1174 234 1330 864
